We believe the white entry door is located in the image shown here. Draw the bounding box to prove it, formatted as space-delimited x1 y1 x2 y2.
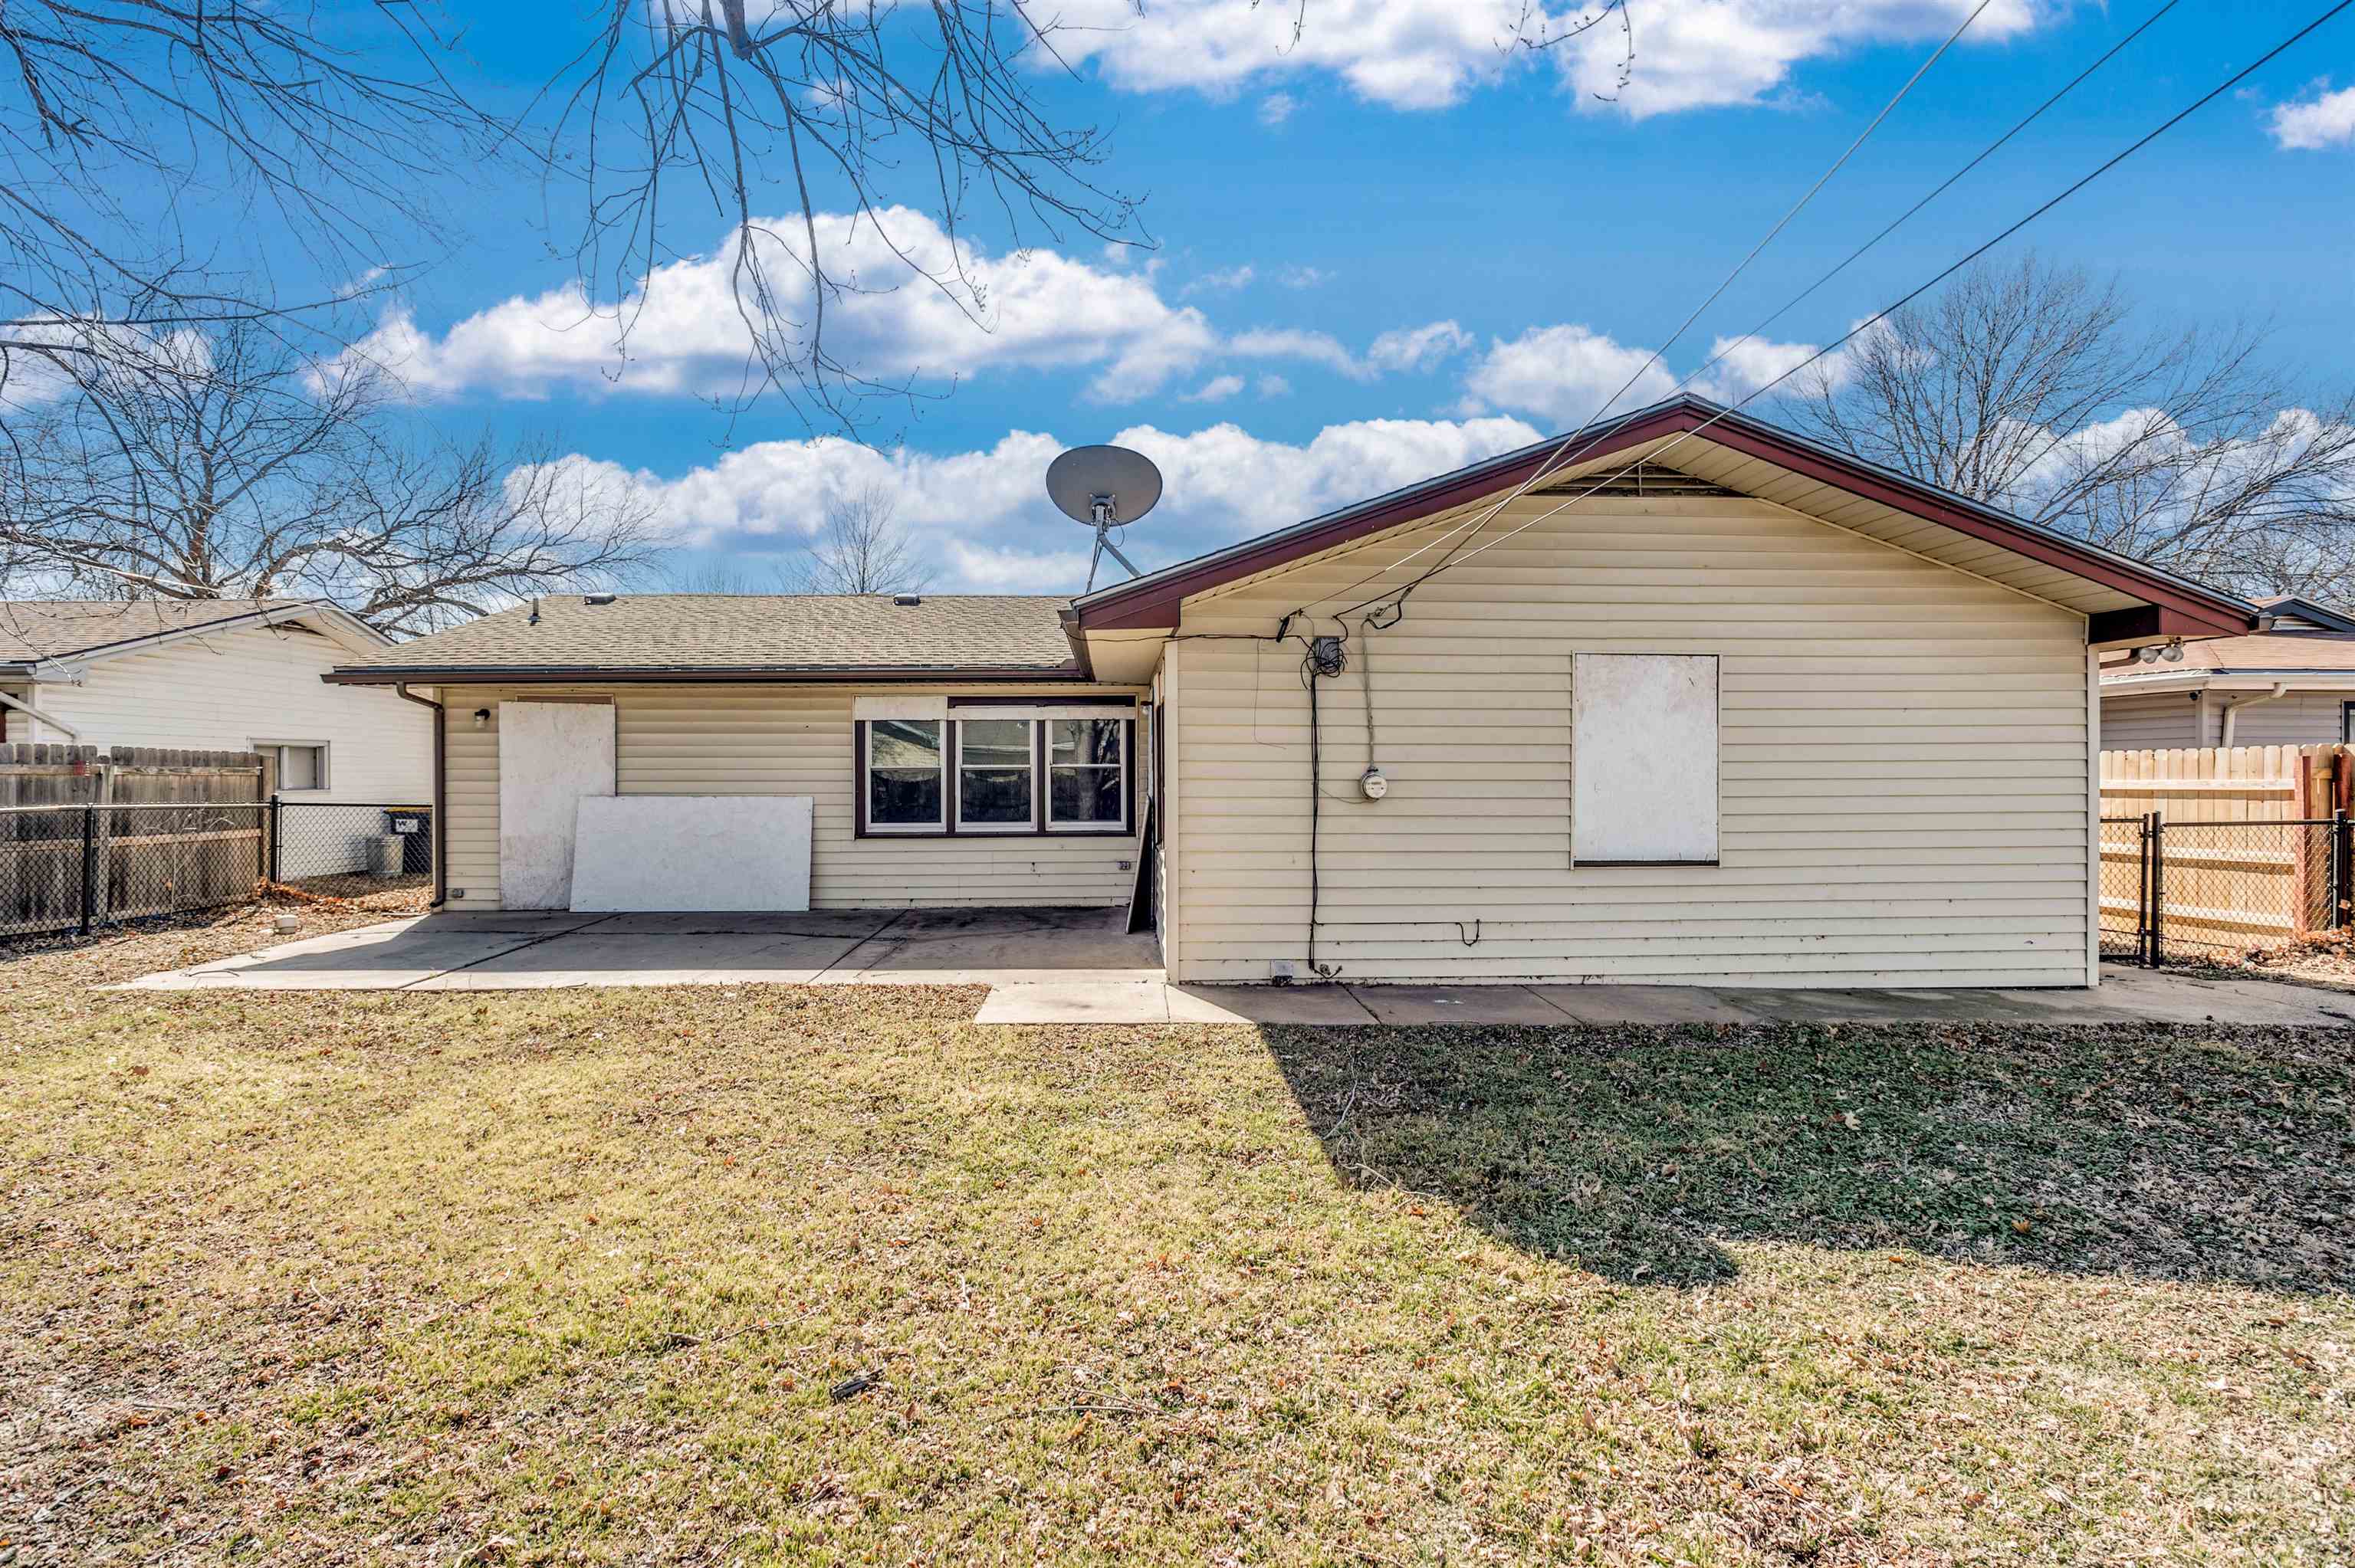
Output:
499 701 616 909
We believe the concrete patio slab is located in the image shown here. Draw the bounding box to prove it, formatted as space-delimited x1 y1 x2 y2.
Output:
404 933 790 990
116 921 540 991
578 910 895 938
409 911 613 936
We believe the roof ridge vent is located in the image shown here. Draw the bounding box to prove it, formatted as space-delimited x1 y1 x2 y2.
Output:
892 592 922 606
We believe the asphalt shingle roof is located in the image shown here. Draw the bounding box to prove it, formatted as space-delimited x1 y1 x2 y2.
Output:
331 594 1079 676
0 599 322 664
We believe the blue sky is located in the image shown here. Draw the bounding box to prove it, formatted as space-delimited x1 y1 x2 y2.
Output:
287 2 2355 589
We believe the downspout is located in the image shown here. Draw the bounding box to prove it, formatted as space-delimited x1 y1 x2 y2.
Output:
0 688 80 740
393 683 447 907
2219 683 2291 749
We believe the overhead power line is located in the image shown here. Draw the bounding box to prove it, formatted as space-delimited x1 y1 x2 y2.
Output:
1322 0 2353 625
1302 0 2005 619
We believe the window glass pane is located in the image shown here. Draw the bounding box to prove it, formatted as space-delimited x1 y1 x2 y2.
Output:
960 767 1031 824
1050 766 1122 824
1049 719 1122 764
961 718 1030 766
869 718 940 769
869 768 941 825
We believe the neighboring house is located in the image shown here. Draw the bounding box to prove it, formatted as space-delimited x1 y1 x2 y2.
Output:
0 599 433 805
2100 595 2355 749
326 395 2255 989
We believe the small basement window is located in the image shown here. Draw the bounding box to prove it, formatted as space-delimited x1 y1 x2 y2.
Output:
257 741 329 792
1572 654 1718 864
865 718 945 832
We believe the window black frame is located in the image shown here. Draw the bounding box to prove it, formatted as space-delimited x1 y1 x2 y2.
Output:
856 715 1135 839
859 717 948 834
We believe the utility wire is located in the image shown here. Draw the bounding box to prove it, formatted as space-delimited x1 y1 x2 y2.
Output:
1292 0 2005 627
1327 0 2353 622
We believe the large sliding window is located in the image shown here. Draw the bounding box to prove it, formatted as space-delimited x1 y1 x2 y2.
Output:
865 718 945 832
857 708 1132 838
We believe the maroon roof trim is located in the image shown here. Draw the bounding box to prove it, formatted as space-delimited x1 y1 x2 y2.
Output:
1068 397 2256 641
322 664 1084 687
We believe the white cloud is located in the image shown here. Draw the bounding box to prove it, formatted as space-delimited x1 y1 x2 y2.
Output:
1366 319 1473 374
574 415 1544 593
1258 92 1298 126
2271 80 2355 150
1182 373 1246 402
1278 265 1332 289
1227 326 1378 381
1457 323 1677 425
1690 333 1825 403
346 207 1217 404
1047 0 2042 115
1256 374 1292 399
1181 265 1256 297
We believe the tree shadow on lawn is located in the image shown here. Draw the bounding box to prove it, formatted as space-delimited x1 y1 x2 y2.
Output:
1261 1019 2355 1292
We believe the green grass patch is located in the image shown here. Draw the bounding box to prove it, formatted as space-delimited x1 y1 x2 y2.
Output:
4 976 2351 1563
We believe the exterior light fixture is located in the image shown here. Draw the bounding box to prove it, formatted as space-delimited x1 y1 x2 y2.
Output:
473 707 490 729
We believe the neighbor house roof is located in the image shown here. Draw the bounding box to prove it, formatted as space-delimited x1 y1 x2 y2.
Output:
324 594 1082 684
2102 629 2355 691
1065 394 2259 644
0 598 384 674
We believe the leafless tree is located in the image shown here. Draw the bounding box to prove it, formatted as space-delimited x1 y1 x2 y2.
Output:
787 484 934 595
1783 254 2355 603
0 2 490 398
531 0 1634 431
0 319 659 635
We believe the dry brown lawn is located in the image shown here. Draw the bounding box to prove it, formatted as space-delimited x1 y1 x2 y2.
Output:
2 923 2351 1564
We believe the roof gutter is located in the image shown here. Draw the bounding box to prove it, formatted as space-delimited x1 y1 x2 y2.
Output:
324 664 1089 687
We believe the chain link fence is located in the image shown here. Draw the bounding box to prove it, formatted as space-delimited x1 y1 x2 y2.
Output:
0 798 433 940
267 800 434 907
2101 812 2350 966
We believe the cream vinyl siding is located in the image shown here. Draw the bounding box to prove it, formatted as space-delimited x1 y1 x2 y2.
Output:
23 622 430 801
438 684 1142 910
2100 690 2201 749
1165 493 2093 987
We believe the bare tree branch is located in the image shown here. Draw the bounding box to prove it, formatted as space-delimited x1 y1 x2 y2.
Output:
1782 254 2355 605
0 318 659 635
785 483 935 595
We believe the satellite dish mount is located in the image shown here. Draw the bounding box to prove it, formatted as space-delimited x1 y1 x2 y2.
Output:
1047 444 1164 592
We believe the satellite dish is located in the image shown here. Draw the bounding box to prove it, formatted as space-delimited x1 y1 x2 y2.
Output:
1048 444 1162 592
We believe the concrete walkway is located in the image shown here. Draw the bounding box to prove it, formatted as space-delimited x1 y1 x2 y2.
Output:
107 910 2355 1026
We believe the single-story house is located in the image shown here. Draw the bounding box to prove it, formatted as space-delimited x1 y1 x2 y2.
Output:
2 599 433 802
324 395 2257 988
2100 595 2355 748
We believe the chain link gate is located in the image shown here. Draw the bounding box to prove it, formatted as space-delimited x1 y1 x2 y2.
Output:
2101 811 2353 966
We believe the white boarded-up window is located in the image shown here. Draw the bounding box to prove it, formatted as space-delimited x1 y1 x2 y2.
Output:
1572 654 1719 864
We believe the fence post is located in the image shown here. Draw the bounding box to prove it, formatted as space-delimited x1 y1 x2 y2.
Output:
77 802 96 936
2148 809 2166 967
268 792 282 887
2327 805 2345 927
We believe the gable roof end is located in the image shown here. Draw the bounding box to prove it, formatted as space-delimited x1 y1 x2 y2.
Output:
1065 395 2258 643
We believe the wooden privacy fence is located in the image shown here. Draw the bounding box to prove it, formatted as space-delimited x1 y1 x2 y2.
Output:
0 744 269 937
2100 745 2354 959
